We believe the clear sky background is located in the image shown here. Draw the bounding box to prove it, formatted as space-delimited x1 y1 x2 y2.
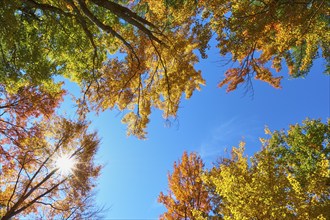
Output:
61 44 329 219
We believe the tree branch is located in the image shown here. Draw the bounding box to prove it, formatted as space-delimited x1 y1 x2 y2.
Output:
90 0 163 45
76 0 139 62
24 0 73 17
6 154 27 211
12 178 67 217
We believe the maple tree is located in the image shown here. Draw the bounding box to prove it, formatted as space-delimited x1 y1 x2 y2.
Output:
160 119 330 219
158 151 211 220
1 0 328 138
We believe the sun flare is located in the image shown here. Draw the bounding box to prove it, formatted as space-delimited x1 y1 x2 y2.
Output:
55 154 76 175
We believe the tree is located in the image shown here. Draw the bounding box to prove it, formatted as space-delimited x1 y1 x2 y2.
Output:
202 0 330 92
203 142 292 219
0 85 102 219
0 116 102 220
158 151 211 220
1 0 205 138
164 0 329 91
160 119 329 219
1 0 328 138
0 84 64 143
203 119 330 219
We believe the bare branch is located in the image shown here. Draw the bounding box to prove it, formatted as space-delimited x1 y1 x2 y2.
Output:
35 201 69 212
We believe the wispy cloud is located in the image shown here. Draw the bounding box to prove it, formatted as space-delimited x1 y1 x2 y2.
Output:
197 116 262 166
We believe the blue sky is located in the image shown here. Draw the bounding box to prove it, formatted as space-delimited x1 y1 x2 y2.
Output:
62 46 329 219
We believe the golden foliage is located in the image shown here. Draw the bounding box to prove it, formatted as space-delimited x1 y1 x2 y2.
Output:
160 119 330 219
0 85 101 219
158 152 211 219
1 0 328 138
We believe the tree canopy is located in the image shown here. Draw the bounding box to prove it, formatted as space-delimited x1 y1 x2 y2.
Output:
158 151 211 219
0 116 102 219
0 84 102 219
159 119 330 219
1 1 328 218
1 0 328 138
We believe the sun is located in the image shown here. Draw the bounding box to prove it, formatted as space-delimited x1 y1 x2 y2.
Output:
55 154 76 176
